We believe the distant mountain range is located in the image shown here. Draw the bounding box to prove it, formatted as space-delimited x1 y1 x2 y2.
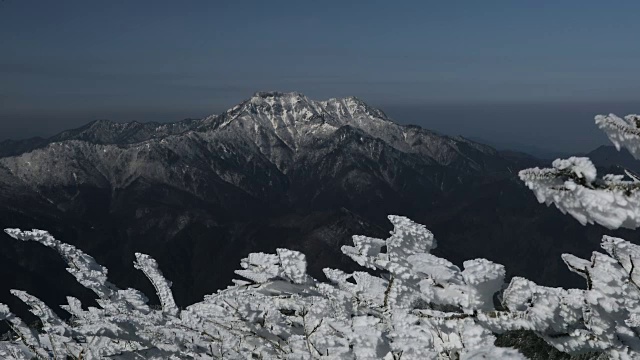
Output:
0 92 636 322
583 144 640 174
467 137 576 161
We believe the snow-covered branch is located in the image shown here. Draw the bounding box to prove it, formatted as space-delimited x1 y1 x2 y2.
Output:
520 156 640 229
3 215 636 358
596 114 640 160
519 113 640 229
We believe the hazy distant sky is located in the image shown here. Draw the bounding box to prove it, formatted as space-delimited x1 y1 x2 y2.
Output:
2 1 640 153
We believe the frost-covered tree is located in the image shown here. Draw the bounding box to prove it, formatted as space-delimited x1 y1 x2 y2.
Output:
520 114 640 230
512 113 640 359
0 214 628 359
0 218 529 359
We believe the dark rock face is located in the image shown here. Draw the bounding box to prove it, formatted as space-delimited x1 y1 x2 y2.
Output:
0 92 631 327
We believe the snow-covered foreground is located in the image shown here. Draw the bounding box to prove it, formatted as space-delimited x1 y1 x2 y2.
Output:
1 216 639 359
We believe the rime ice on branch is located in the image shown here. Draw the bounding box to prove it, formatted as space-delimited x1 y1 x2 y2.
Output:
596 114 640 159
1 218 531 359
519 113 640 229
6 213 640 358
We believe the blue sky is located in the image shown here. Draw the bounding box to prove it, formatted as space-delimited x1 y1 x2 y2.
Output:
1 1 640 152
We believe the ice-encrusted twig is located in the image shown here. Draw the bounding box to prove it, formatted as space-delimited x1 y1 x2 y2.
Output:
3 229 117 299
10 290 69 336
133 253 179 316
519 157 640 229
0 303 47 358
596 114 640 160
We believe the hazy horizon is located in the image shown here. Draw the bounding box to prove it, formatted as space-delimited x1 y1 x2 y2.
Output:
1 95 634 155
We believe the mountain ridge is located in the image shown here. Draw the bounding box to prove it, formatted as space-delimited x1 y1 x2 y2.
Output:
0 92 510 202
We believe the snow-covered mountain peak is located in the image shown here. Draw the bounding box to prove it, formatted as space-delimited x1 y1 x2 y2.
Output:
188 92 502 173
319 96 391 123
215 92 403 150
245 91 319 117
220 91 392 130
251 91 308 101
246 91 317 112
210 92 327 138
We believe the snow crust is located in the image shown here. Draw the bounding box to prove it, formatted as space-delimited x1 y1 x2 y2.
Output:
4 214 639 358
0 217 535 359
